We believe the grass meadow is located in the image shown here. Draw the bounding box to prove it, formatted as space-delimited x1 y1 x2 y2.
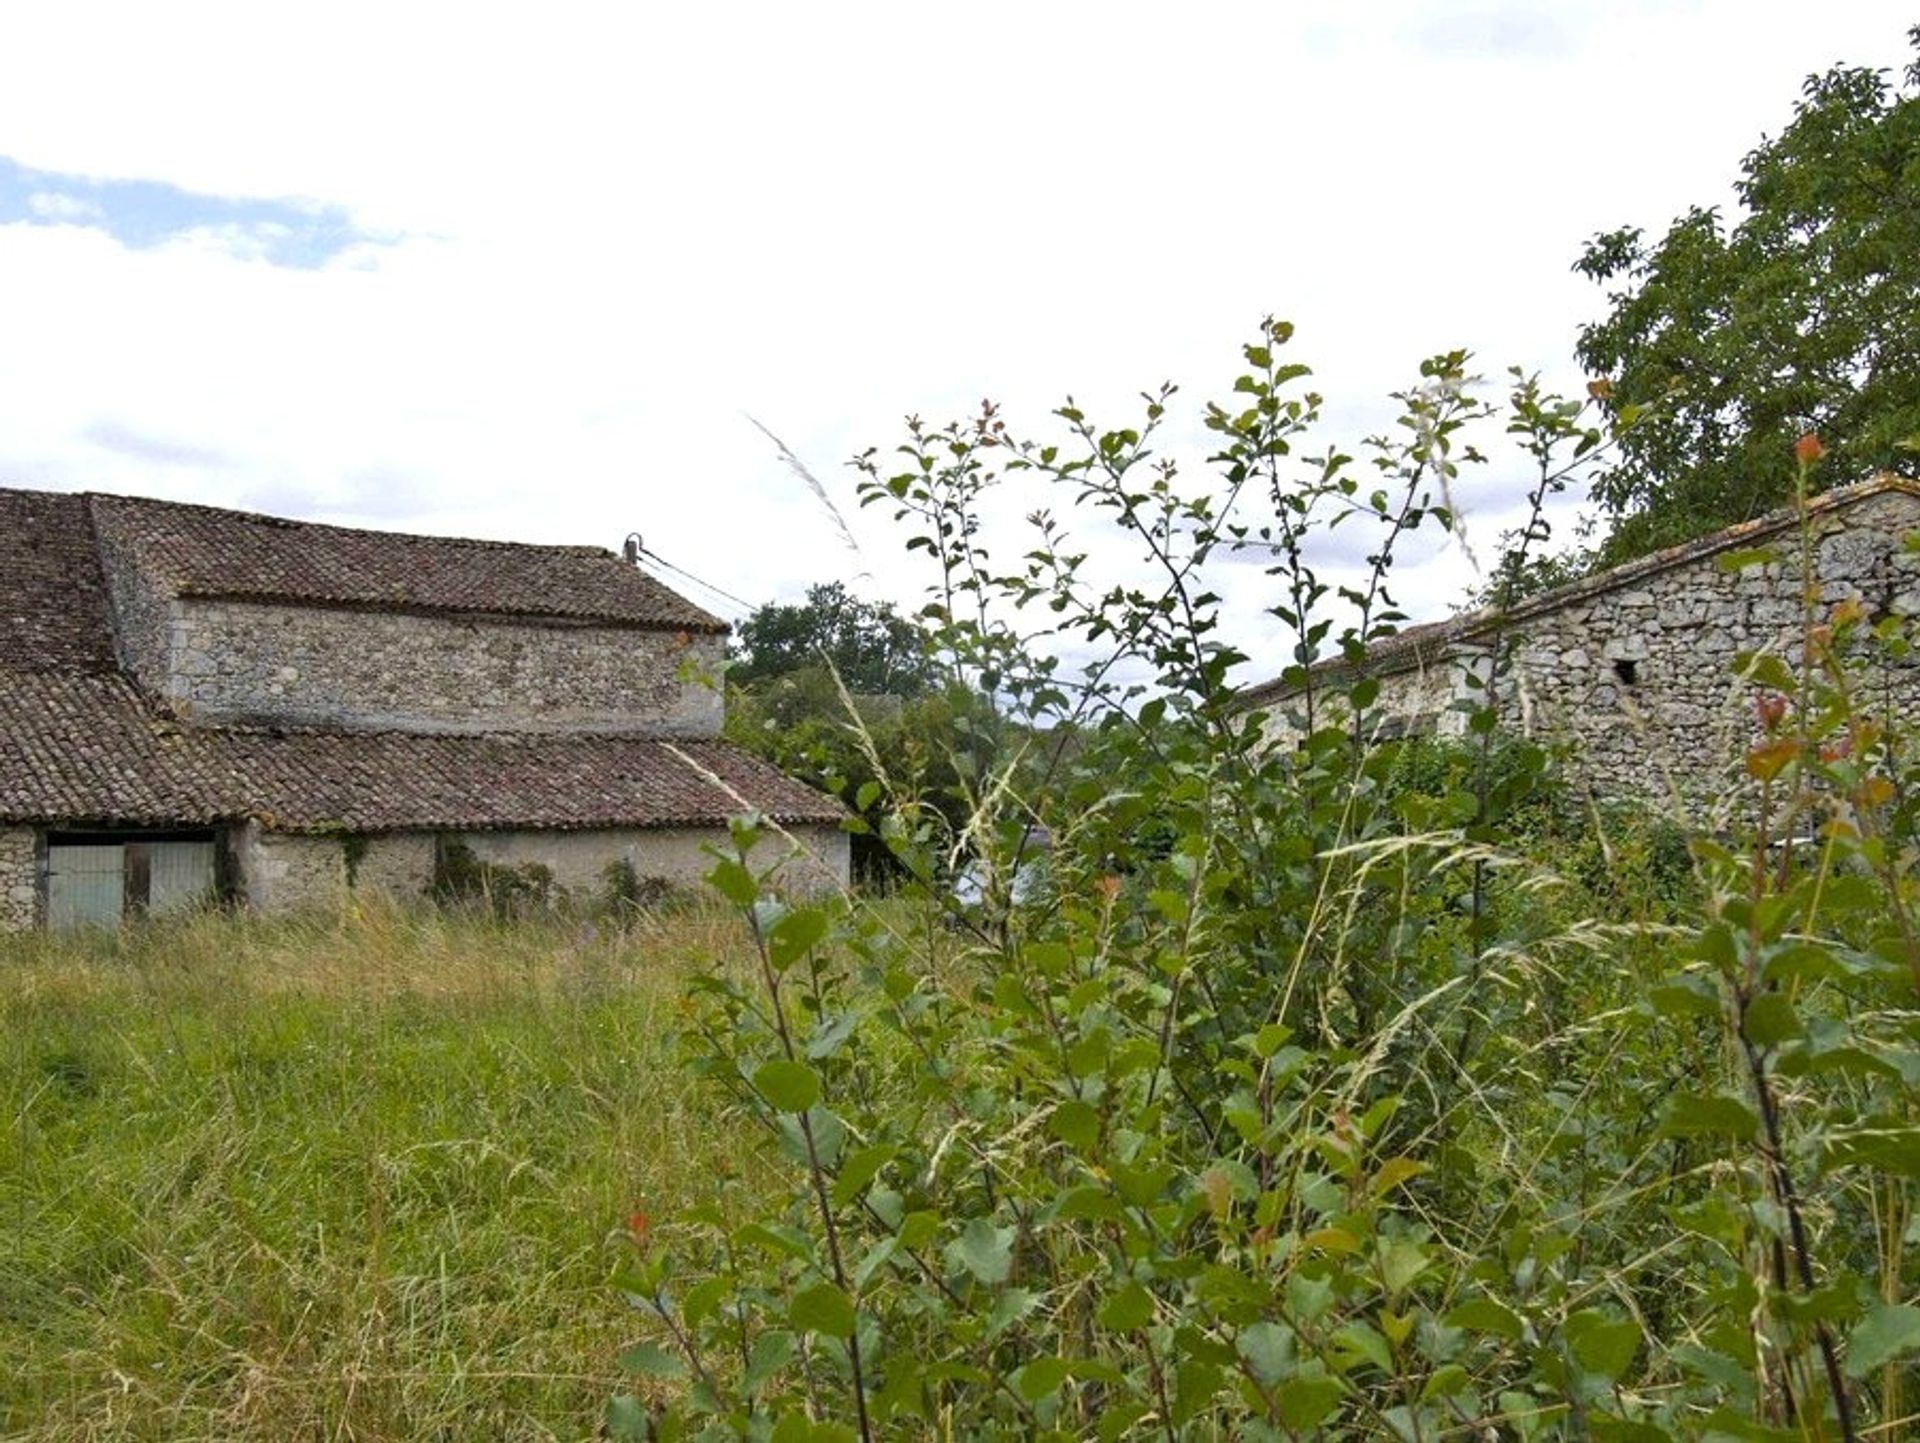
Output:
2 901 759 1442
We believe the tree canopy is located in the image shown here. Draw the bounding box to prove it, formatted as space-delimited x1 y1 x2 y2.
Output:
728 581 934 696
1576 29 1920 563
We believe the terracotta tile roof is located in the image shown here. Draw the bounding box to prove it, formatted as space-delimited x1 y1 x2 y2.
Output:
87 491 728 633
0 669 843 832
1243 473 1920 705
0 487 837 835
0 490 119 673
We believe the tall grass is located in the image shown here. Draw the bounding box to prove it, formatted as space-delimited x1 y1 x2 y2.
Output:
1 900 754 1442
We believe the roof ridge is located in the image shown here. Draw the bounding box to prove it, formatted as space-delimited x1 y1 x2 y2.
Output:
1472 471 1920 633
65 485 728 632
1243 471 1920 703
78 488 614 558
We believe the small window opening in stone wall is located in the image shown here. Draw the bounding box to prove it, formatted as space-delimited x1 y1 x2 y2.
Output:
1613 658 1639 686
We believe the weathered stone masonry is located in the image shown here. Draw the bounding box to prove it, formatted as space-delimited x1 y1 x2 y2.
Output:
0 830 38 931
1251 479 1920 810
233 823 849 914
159 601 725 735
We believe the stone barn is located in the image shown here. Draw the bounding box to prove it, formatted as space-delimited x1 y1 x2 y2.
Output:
1245 475 1920 808
0 488 847 929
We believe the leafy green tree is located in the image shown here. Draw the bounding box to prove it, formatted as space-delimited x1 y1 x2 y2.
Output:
726 585 975 881
1576 29 1920 563
730 581 935 695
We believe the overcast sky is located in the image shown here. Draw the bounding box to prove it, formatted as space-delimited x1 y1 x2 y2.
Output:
0 3 1912 680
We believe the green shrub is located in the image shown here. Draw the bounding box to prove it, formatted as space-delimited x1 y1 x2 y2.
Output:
614 326 1920 1440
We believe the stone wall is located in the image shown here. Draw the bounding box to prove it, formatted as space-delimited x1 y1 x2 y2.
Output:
234 822 848 917
234 827 438 914
1254 645 1473 754
156 600 725 736
455 823 850 899
349 834 437 899
1288 489 1920 810
235 823 350 914
93 521 174 694
0 829 39 931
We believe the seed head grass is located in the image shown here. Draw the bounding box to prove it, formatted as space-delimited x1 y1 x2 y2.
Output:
1 900 759 1442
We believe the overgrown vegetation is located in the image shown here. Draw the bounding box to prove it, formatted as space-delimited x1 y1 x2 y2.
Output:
1 902 759 1441
611 325 1920 1440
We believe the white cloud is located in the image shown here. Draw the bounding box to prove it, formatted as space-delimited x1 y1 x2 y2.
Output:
25 190 103 222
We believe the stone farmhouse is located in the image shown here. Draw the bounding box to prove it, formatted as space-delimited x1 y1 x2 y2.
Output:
0 487 847 929
1245 475 1920 808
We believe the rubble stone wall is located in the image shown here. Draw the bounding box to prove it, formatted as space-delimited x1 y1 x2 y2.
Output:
0 829 39 931
233 823 848 918
158 600 725 736
92 522 176 696
1258 490 1920 810
455 824 850 900
235 823 348 914
1500 490 1920 806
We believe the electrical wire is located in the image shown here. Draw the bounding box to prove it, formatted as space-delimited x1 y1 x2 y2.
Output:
635 544 757 616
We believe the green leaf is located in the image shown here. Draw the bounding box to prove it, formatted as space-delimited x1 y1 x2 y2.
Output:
1057 1186 1121 1221
1588 1418 1673 1442
606 1394 649 1439
618 1341 686 1379
1378 1236 1429 1298
1566 1309 1640 1381
1049 1099 1102 1152
1173 1360 1225 1427
897 1209 940 1249
986 1287 1040 1339
1445 1296 1525 1341
753 1058 822 1113
789 1281 856 1339
743 1330 796 1393
1288 1272 1336 1323
706 857 760 907
1657 1092 1758 1141
830 1144 895 1207
1845 1302 1920 1377
769 908 829 971
1237 1320 1294 1386
734 1220 813 1260
1276 1375 1345 1430
850 1236 898 1290
806 1011 859 1060
1648 973 1721 1019
947 1217 1014 1285
1370 1156 1426 1197
1252 1023 1292 1058
680 1275 731 1327
1098 1280 1155 1332
1821 1118 1920 1179
1013 1356 1071 1402
1332 1321 1393 1374
770 1413 813 1443
1742 993 1803 1048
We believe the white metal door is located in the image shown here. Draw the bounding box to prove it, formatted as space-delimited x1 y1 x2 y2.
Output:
46 844 125 929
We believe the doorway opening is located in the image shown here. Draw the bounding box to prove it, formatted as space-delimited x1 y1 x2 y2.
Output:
45 830 222 929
